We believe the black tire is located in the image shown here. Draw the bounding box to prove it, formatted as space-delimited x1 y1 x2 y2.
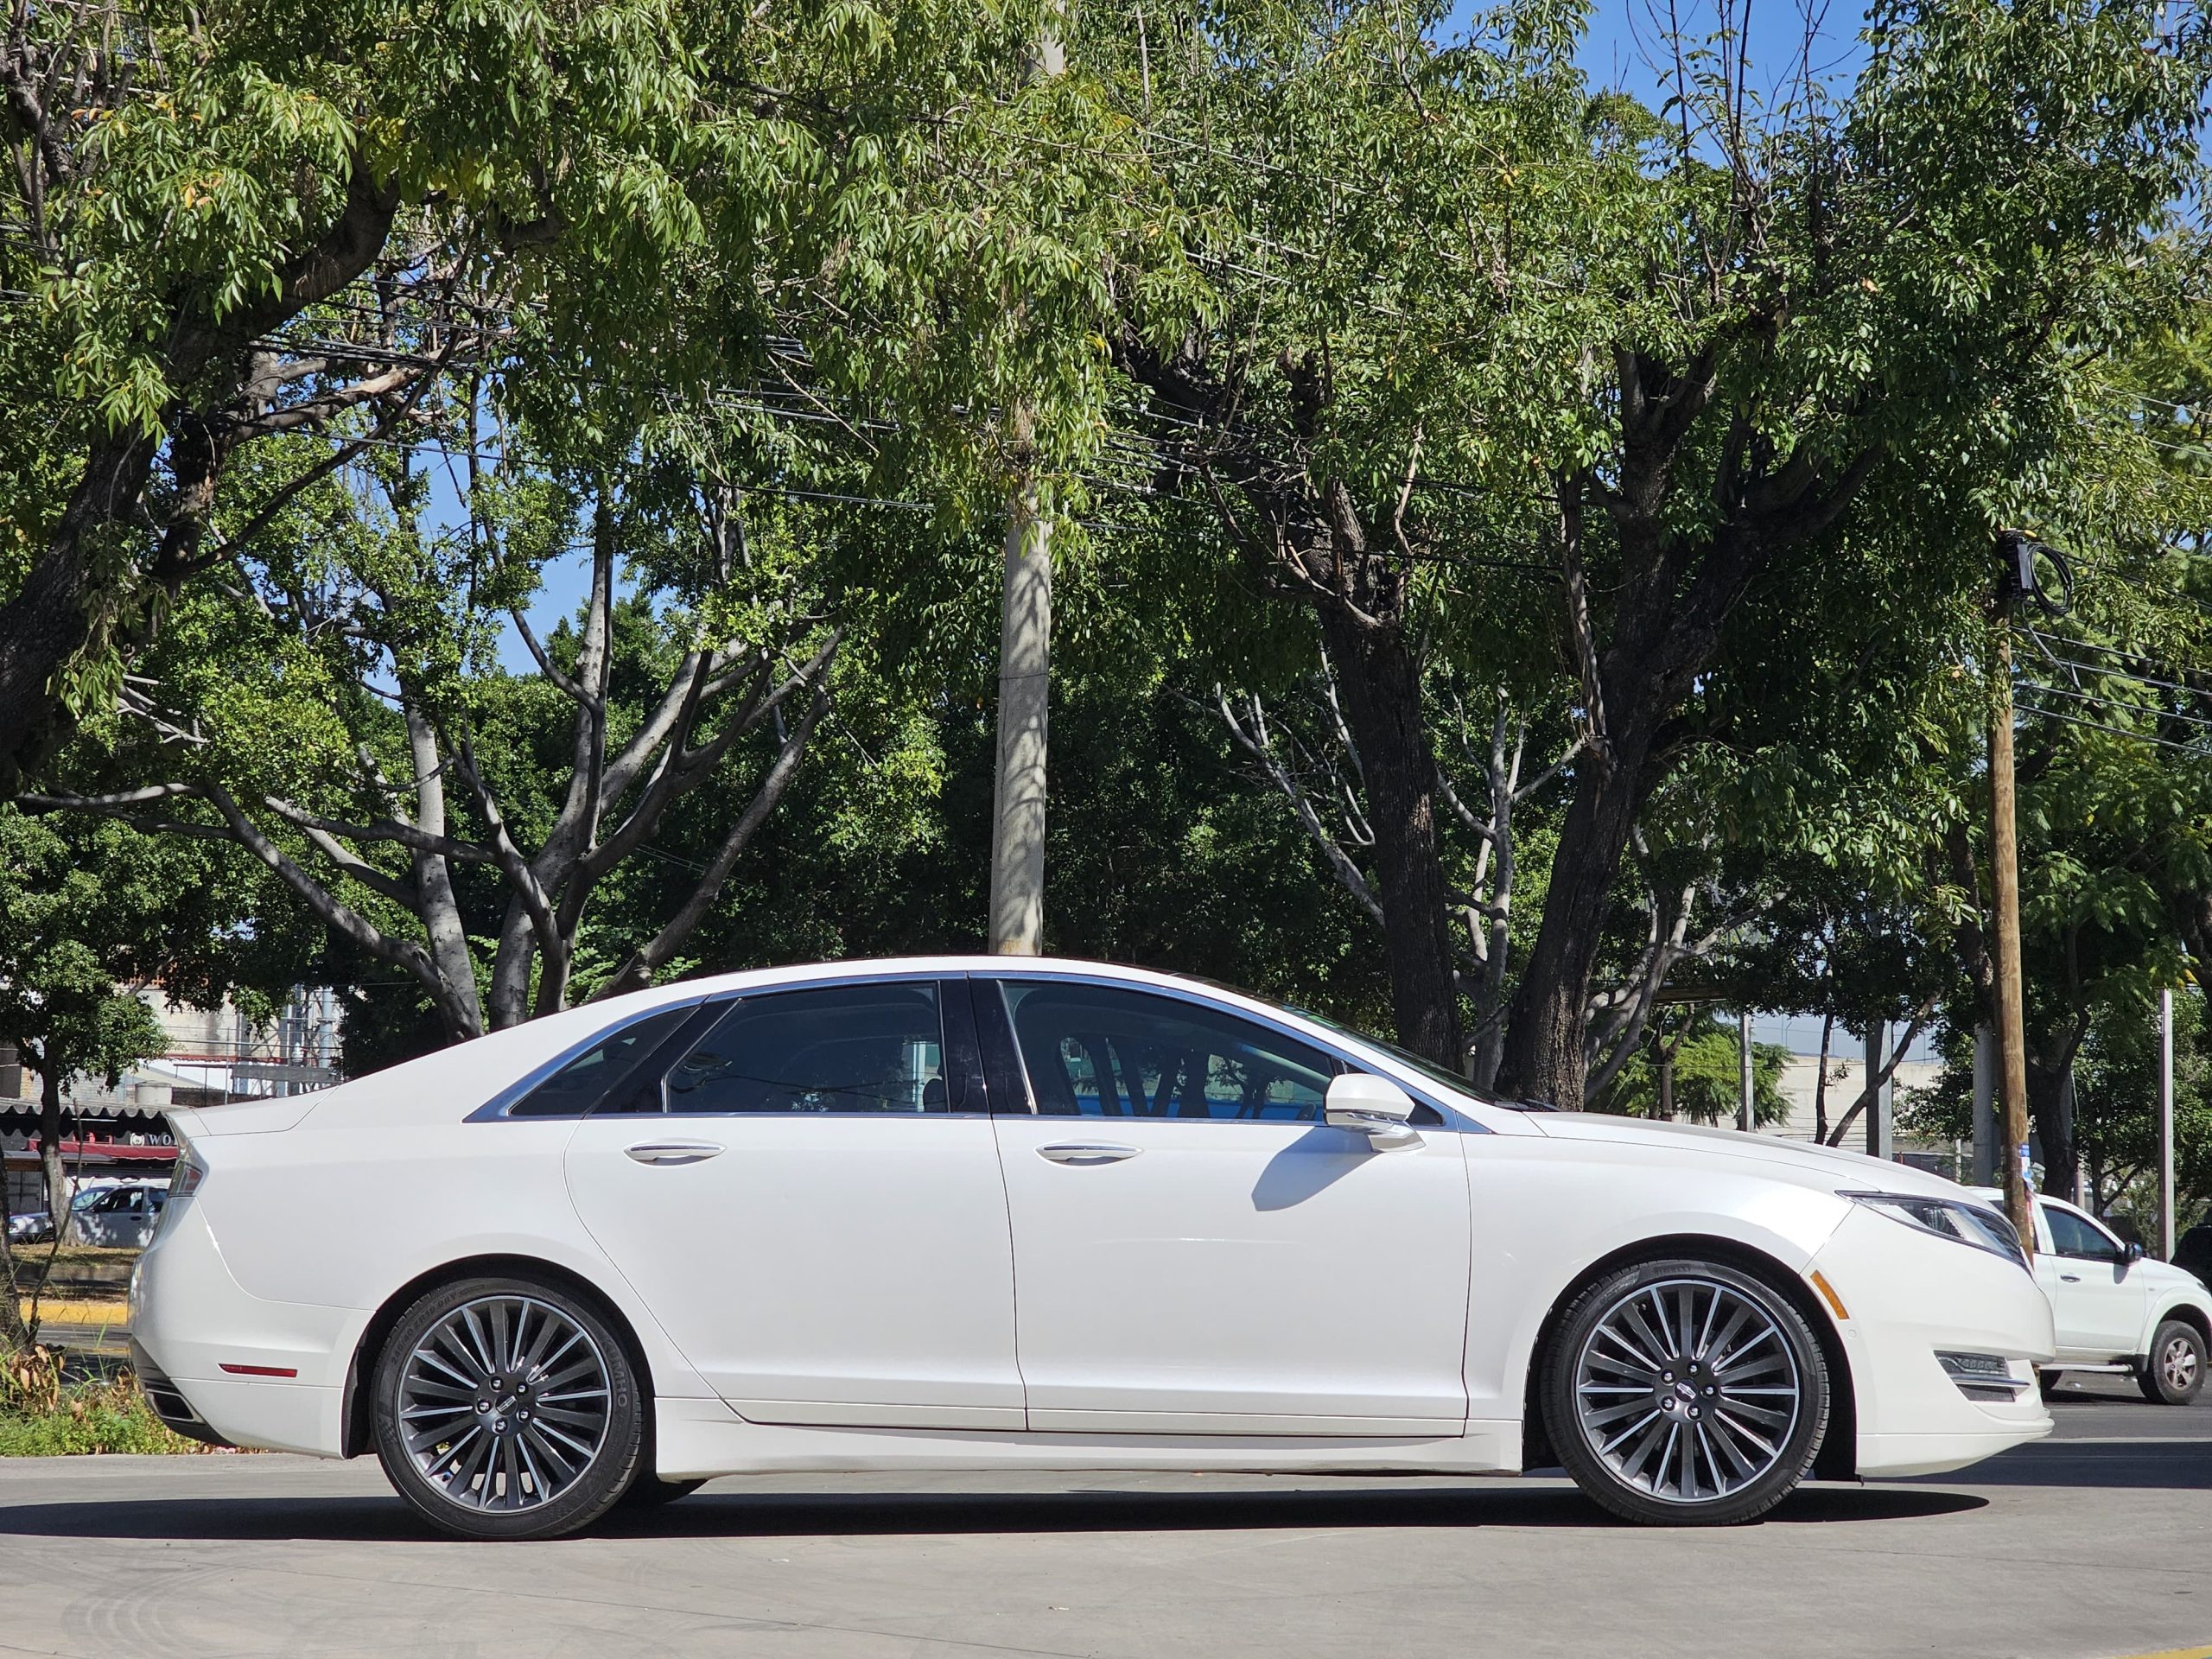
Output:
1541 1257 1829 1526
620 1473 708 1509
2038 1370 2064 1401
2137 1319 2208 1406
372 1274 645 1541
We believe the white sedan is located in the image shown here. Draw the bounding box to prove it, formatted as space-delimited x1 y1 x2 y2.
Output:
1969 1188 2211 1404
131 957 2054 1540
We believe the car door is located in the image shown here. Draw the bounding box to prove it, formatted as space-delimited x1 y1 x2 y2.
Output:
982 976 1472 1435
2037 1200 2148 1360
563 977 1026 1430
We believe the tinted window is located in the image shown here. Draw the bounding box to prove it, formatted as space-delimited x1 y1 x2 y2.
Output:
1001 982 1335 1121
508 1006 696 1119
664 983 950 1115
2044 1204 2122 1262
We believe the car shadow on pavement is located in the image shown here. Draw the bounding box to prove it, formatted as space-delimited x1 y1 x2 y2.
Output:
1903 1437 2212 1491
0 1483 1980 1544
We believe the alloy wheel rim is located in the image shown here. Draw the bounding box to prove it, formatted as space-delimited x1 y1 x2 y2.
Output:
2162 1336 2199 1393
1573 1276 1802 1505
398 1294 612 1511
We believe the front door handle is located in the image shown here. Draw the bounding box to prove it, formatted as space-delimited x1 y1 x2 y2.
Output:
2059 1273 2082 1283
625 1141 724 1166
1037 1142 1141 1166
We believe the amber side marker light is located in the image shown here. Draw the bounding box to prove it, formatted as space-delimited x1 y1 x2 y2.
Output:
218 1363 299 1378
1808 1270 1852 1322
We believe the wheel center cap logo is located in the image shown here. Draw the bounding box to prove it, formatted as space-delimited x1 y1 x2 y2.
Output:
1675 1382 1697 1403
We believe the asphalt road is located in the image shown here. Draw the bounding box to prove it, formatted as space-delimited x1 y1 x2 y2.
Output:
0 1376 2205 1659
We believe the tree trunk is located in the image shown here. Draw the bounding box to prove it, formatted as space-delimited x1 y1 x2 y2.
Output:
1313 604 1462 1069
36 1066 69 1241
1494 711 1656 1105
0 1219 29 1351
2029 1058 2075 1199
0 438 162 791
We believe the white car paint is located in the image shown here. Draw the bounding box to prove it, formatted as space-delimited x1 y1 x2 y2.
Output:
1969 1187 2212 1373
130 957 2053 1503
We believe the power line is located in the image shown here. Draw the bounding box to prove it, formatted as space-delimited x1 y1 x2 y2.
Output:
2013 695 2210 754
2022 677 2212 733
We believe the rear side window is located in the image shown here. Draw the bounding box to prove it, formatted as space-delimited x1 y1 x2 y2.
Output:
664 982 952 1115
507 1006 697 1119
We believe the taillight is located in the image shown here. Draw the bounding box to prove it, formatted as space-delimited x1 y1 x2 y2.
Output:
168 1148 206 1202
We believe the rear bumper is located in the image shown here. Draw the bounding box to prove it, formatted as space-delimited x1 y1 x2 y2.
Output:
130 1341 232 1449
129 1201 357 1457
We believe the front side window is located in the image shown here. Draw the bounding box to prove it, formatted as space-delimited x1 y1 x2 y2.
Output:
506 1005 697 1119
664 982 950 1115
2044 1203 2123 1262
999 981 1336 1121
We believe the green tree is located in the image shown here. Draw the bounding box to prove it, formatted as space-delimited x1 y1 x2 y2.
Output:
0 810 303 1255
1094 0 2212 1104
1596 1014 1792 1129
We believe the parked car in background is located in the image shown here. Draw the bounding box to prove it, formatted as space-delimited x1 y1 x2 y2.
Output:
134 957 2056 1541
2176 1224 2212 1289
12 1181 168 1249
1974 1190 2212 1405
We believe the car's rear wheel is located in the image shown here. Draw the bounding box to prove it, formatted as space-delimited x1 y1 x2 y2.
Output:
372 1275 644 1541
2137 1319 2207 1406
1542 1258 1829 1526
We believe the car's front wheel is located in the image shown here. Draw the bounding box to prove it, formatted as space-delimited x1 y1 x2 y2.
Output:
1541 1258 1830 1526
2137 1319 2207 1406
372 1275 645 1541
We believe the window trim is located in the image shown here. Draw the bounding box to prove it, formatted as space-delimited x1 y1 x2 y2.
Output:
969 969 1480 1132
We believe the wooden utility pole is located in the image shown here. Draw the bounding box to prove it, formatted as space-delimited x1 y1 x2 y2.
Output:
1988 600 2035 1254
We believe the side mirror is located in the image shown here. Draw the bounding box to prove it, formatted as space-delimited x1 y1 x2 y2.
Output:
2125 1241 2145 1264
1325 1073 1423 1150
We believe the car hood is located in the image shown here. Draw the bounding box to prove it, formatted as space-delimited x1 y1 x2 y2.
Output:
1529 1112 1973 1199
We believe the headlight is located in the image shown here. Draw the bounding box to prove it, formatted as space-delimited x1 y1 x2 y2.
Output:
1840 1191 2029 1268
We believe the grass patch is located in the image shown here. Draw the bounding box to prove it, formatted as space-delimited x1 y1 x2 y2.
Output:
0 1345 213 1456
16 1300 129 1329
9 1244 140 1280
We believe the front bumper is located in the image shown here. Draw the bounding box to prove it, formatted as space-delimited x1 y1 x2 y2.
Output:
1810 1205 2055 1478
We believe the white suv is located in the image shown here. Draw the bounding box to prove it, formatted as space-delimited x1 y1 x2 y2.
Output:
1974 1189 2211 1404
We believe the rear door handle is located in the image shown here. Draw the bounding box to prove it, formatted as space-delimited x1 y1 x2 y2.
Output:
2059 1274 2082 1283
1037 1142 1140 1166
625 1141 724 1166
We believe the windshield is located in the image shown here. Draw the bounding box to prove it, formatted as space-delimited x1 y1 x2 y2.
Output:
1286 1005 1535 1110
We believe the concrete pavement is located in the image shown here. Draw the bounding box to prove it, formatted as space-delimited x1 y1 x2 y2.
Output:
0 1378 2204 1659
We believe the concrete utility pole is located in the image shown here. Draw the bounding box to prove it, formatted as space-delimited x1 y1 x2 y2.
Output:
1988 596 2035 1255
1971 1025 1995 1184
988 483 1052 954
2160 987 2177 1261
1738 1012 1754 1132
985 8 1065 956
1864 1024 1893 1161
